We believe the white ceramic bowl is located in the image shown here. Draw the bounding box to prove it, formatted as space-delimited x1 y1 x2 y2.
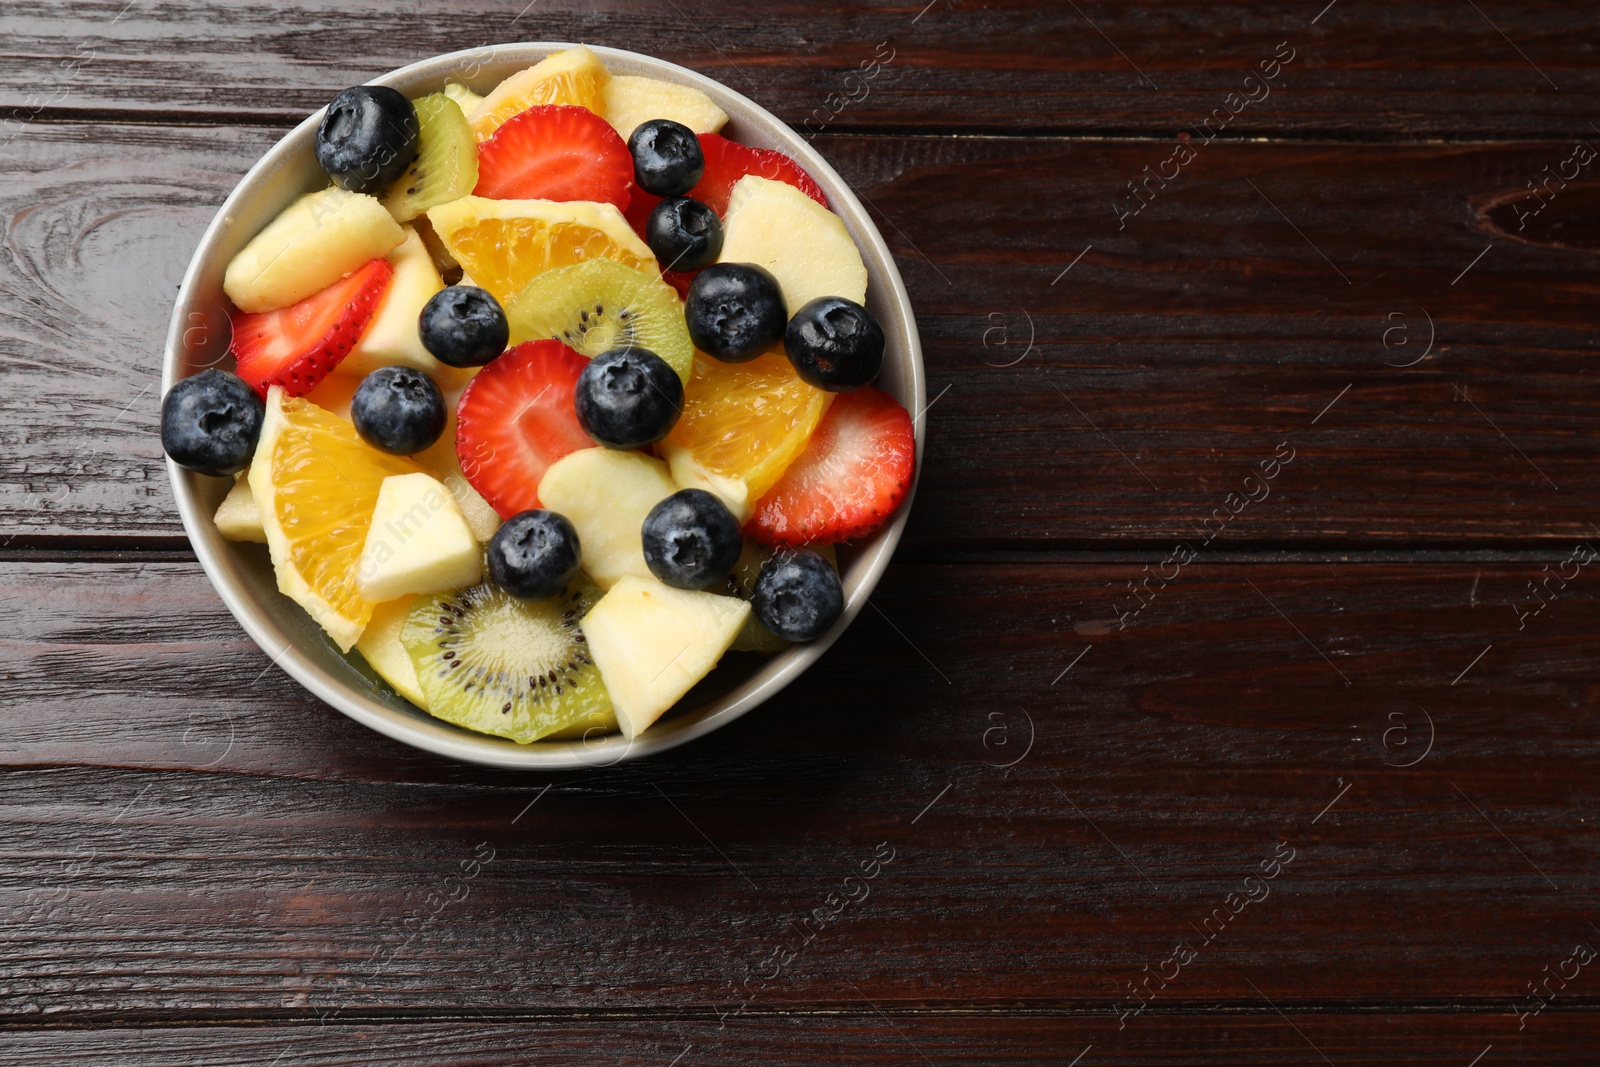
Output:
163 44 924 768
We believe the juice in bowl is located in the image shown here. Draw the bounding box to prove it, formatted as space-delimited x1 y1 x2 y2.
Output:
162 44 924 769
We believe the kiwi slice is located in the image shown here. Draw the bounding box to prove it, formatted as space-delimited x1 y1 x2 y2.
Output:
505 258 695 382
724 540 792 653
382 92 479 223
400 576 617 743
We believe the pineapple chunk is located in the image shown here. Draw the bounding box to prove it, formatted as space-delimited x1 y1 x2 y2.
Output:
717 175 867 314
601 75 729 140
536 448 677 590
580 576 750 739
355 595 428 708
468 45 609 141
443 81 484 114
356 473 482 602
338 227 462 380
223 187 405 314
213 475 267 543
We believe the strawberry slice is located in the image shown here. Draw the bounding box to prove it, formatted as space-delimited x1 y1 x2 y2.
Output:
473 105 633 210
230 258 392 397
747 387 916 547
455 340 592 519
692 132 828 216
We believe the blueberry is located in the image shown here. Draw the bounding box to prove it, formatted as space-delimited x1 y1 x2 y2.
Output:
641 490 743 590
684 263 787 363
160 369 265 476
574 347 684 449
645 196 723 272
350 367 446 455
419 286 509 368
628 119 705 197
751 549 844 642
784 296 885 392
488 510 582 600
315 86 419 194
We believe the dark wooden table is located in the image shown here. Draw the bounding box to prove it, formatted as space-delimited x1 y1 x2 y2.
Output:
4 1 1600 1062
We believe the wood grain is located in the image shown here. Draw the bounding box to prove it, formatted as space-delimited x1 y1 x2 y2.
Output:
2 0 1598 137
4 123 1599 550
5 1014 1598 1066
2 559 1597 1016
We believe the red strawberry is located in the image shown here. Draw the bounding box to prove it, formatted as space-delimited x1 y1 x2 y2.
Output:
455 340 592 519
748 387 916 547
660 267 697 300
473 105 633 210
230 258 392 397
692 132 829 216
623 187 661 240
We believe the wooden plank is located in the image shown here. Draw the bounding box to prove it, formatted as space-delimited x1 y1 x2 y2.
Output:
4 1014 1597 1066
3 124 1598 549
3 0 1598 137
2 559 1598 1016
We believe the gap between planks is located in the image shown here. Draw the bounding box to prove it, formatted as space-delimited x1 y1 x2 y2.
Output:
0 543 1591 567
5 999 1600 1031
4 107 1595 146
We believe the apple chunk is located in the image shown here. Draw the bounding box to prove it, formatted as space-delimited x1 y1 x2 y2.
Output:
356 473 482 602
536 448 677 590
601 75 729 140
580 576 749 739
337 226 461 380
717 175 867 313
223 186 404 314
355 595 427 708
213 475 267 543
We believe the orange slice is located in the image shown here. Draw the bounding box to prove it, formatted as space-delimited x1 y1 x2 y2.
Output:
468 45 609 142
661 350 832 520
426 196 655 308
248 387 425 651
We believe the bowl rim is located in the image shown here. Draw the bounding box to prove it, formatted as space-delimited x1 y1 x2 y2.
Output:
162 42 925 769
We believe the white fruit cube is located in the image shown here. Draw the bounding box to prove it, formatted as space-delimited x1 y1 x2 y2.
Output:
535 448 677 590
213 475 267 543
580 576 750 739
355 595 427 708
718 175 867 313
357 473 482 602
224 186 405 314
338 227 451 379
602 75 729 140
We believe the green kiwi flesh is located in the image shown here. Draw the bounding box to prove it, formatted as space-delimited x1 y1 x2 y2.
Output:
505 258 694 382
382 93 479 223
725 540 792 653
400 577 616 743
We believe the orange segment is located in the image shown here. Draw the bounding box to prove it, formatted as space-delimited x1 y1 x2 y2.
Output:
427 197 655 309
248 388 425 651
662 350 832 514
468 45 609 142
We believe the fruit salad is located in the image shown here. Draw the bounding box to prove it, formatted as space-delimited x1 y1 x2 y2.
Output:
162 46 917 746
